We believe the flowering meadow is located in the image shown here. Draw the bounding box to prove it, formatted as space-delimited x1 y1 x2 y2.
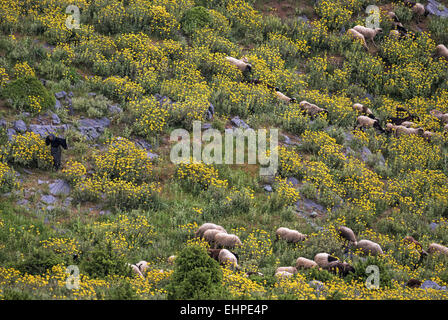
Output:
1 0 448 300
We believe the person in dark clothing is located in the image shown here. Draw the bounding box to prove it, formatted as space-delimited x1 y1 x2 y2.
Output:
45 134 67 171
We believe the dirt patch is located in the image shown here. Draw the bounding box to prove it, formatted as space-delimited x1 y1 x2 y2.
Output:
255 0 317 20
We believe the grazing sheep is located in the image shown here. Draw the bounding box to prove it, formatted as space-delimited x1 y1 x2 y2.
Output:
296 257 318 269
127 263 144 279
403 236 428 257
387 11 400 23
422 130 433 141
276 266 298 274
276 227 307 243
275 271 294 278
428 243 448 255
324 261 355 277
299 100 328 117
395 125 424 137
388 114 419 126
136 260 149 273
430 109 448 123
353 25 383 47
348 28 368 50
314 253 339 268
389 29 401 39
352 103 374 117
338 226 357 246
411 3 428 22
401 121 415 128
214 233 242 248
207 248 222 261
434 44 448 60
356 239 384 255
195 223 226 238
167 255 176 265
218 249 239 269
203 228 227 244
225 56 252 72
406 279 422 288
355 115 385 133
275 88 296 103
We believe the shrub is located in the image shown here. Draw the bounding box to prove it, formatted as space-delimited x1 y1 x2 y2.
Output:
1 76 55 113
167 245 226 299
181 6 213 35
11 132 53 169
0 162 19 193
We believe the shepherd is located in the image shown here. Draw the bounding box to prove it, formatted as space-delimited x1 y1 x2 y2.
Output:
45 134 67 171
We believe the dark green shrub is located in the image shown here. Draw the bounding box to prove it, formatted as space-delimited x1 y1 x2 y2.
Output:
1 76 55 113
181 6 213 35
16 247 65 275
167 245 228 299
2 288 33 300
105 280 139 300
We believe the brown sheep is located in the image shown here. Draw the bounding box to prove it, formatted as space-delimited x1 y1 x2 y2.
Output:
276 266 298 274
324 261 355 277
225 56 252 72
314 253 339 268
275 88 296 103
338 226 357 246
296 257 318 269
428 243 448 255
203 228 227 244
299 100 328 117
276 227 307 243
353 25 383 47
214 233 242 248
356 239 384 255
195 223 226 238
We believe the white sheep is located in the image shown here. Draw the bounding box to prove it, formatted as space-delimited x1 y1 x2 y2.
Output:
352 103 373 116
428 243 448 255
395 125 424 137
296 257 318 269
214 233 242 248
430 109 448 123
356 239 384 255
136 260 149 274
127 263 144 279
356 115 384 133
401 121 415 128
434 44 448 60
338 226 357 246
195 223 226 238
276 227 307 243
348 28 368 50
203 228 227 244
314 253 339 268
299 100 328 117
276 266 298 274
412 3 427 22
167 255 176 265
225 56 252 72
275 270 294 278
422 130 433 141
275 88 296 103
353 25 383 47
218 249 239 269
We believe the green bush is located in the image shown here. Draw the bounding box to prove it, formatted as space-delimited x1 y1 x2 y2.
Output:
181 6 213 35
1 76 55 113
167 245 228 299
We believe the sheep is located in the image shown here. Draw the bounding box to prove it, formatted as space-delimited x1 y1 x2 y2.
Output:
444 123 448 132
411 3 428 23
214 233 242 248
427 243 448 255
430 109 448 123
245 271 264 277
403 236 428 257
324 261 355 277
395 125 424 137
387 11 400 23
388 114 420 126
356 239 384 255
195 223 226 238
422 130 433 141
167 255 176 265
353 25 383 48
275 227 307 243
218 249 240 269
275 88 296 103
275 271 294 278
352 103 374 117
348 28 368 50
355 115 385 133
299 100 328 117
295 257 318 269
136 260 149 273
406 279 422 288
338 226 357 247
434 44 448 60
225 56 252 72
276 266 298 274
389 29 401 39
314 253 339 268
127 263 144 279
401 121 415 128
203 228 227 244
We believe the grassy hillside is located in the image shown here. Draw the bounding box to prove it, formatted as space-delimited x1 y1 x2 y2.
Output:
1 0 448 300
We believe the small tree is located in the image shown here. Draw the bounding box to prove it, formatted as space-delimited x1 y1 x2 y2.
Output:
167 245 227 300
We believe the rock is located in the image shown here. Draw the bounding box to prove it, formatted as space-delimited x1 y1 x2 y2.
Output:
360 146 372 162
13 120 27 133
28 124 71 138
78 117 111 140
282 135 291 145
63 197 73 207
298 15 309 23
108 103 122 114
55 91 67 100
0 119 7 128
39 78 47 87
310 211 318 218
303 198 324 212
147 151 158 160
426 0 448 17
420 280 447 290
206 103 215 120
38 179 48 185
343 146 356 157
51 113 61 125
287 177 299 186
99 210 111 216
88 92 97 97
65 97 72 107
41 195 57 205
23 169 33 175
202 123 212 130
133 139 152 150
7 128 16 141
339 26 346 35
309 280 325 291
344 132 354 142
230 116 250 129
20 112 31 118
17 199 29 206
429 222 439 231
45 205 56 211
54 99 62 110
49 179 71 196
68 91 74 97
263 185 273 192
